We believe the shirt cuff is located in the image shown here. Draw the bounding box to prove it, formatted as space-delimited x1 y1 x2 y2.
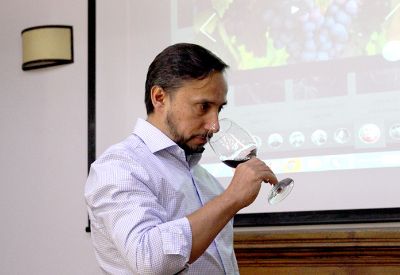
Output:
157 217 192 261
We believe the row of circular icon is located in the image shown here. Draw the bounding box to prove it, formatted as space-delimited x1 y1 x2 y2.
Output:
263 123 400 149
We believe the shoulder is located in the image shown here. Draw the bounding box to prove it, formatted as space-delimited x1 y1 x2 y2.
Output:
93 134 151 168
86 135 153 190
192 165 225 194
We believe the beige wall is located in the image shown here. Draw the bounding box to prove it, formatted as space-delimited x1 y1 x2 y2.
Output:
0 0 99 274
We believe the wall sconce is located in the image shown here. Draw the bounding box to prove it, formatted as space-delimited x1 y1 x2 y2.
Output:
21 25 73 71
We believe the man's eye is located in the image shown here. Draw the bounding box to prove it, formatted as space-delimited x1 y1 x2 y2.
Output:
218 105 224 113
200 103 209 111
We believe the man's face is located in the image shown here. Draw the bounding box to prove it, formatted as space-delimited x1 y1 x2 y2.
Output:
164 72 227 154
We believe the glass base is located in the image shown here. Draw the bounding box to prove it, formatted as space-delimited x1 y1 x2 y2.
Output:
267 178 294 205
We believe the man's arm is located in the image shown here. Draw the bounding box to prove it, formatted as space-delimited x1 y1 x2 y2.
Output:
187 157 277 262
86 154 193 275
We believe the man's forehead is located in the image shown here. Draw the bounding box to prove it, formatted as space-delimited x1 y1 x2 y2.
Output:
179 76 227 99
189 91 227 104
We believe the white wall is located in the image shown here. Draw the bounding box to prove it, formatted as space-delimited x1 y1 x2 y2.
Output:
96 0 166 153
0 0 100 274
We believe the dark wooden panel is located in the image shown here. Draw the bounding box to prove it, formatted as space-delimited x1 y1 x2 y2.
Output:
234 228 400 274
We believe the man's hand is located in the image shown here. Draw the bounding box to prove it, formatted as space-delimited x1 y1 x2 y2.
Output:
224 157 278 210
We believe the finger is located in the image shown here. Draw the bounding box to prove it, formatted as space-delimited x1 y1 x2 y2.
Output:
264 172 278 185
245 158 278 185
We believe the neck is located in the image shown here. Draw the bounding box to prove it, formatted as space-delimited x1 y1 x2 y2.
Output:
146 114 173 140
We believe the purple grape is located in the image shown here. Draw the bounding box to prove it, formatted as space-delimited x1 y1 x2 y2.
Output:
345 0 358 15
329 4 339 15
324 16 335 29
335 0 347 5
320 40 333 51
317 51 330 61
303 21 317 33
305 39 317 51
331 23 348 42
335 10 351 26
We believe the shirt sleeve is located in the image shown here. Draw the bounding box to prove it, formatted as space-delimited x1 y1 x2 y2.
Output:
85 152 193 275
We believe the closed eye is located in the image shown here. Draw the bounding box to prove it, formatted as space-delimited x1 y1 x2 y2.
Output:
202 103 210 111
198 102 210 113
197 101 226 114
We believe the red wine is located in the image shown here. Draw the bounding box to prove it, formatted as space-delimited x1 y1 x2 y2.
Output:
221 148 257 168
222 159 249 168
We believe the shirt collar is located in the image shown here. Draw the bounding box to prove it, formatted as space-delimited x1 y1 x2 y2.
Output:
133 118 177 153
133 118 202 167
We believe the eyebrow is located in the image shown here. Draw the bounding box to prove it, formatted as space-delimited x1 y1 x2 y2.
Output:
197 99 228 106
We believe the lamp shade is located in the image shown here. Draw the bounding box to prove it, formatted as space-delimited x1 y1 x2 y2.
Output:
21 25 73 70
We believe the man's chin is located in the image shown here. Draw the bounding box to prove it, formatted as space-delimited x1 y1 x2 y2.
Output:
180 143 205 155
193 146 205 154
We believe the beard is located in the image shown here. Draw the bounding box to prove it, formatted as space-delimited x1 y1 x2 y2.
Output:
165 111 206 155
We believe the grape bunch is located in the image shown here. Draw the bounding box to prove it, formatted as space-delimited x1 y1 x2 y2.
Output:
262 0 361 63
222 0 278 57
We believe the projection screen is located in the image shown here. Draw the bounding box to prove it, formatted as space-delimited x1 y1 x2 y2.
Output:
96 0 400 225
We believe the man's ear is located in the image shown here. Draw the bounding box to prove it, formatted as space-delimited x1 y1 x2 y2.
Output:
150 86 167 111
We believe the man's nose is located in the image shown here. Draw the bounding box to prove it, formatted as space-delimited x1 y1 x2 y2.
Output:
207 120 220 134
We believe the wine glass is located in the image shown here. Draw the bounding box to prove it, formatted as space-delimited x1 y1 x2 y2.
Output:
207 118 294 204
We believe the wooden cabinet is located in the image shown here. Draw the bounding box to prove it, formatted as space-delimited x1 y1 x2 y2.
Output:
234 228 400 274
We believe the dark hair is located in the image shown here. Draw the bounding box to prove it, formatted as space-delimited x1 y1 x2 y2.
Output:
145 43 229 114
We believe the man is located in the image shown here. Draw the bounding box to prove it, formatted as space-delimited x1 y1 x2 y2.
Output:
85 43 277 274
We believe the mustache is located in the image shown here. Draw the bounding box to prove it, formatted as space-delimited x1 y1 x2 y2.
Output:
204 131 214 140
189 131 212 141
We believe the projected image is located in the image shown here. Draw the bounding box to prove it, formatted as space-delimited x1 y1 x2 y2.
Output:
334 127 351 144
97 1 400 215
389 123 400 140
233 80 285 105
173 0 400 70
292 73 347 100
172 0 400 179
356 66 400 94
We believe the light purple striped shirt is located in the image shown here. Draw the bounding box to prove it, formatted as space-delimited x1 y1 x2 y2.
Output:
85 118 239 274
